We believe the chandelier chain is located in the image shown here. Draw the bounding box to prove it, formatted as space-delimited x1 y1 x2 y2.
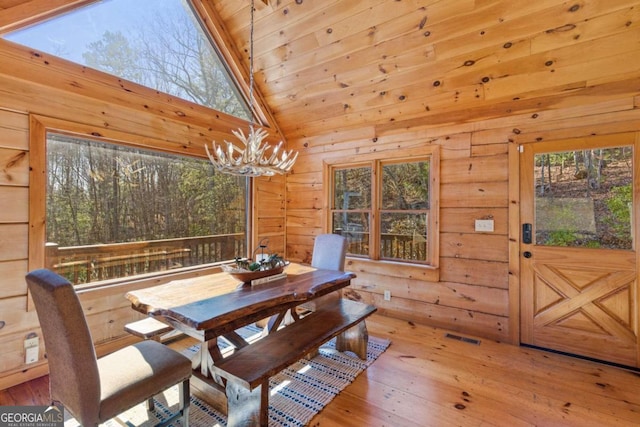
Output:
205 0 298 177
248 0 255 131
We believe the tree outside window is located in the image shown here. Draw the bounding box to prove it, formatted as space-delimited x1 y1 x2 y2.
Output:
380 161 430 262
44 132 247 285
332 166 372 257
330 154 438 266
4 0 251 120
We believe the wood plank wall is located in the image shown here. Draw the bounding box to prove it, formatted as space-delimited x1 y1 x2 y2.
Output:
270 0 640 345
285 94 640 344
1 0 640 390
0 40 285 389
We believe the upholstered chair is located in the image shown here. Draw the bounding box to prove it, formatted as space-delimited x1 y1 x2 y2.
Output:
311 233 367 358
262 233 349 332
311 233 348 271
26 269 192 427
301 233 348 312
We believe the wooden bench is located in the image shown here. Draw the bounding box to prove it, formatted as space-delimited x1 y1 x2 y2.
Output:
124 317 176 341
210 298 376 427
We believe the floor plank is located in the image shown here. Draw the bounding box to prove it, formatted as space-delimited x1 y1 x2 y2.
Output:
1 314 640 426
310 315 640 427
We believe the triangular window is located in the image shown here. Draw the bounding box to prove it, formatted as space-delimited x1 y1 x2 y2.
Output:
3 0 251 120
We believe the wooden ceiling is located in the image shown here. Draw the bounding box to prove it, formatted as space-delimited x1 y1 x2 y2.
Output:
212 0 640 143
2 0 639 143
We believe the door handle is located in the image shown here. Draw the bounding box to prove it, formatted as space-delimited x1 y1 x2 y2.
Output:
522 223 532 244
523 251 532 258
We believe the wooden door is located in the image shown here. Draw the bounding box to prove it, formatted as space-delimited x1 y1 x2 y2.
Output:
520 133 640 367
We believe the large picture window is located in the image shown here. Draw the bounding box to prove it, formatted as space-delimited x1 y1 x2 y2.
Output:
4 0 251 121
35 130 247 286
330 153 439 266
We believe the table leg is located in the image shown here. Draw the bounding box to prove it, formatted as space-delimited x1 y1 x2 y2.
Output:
266 311 287 332
191 338 223 383
221 331 250 349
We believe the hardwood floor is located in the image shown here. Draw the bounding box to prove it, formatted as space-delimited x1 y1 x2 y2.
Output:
313 315 640 426
1 314 639 426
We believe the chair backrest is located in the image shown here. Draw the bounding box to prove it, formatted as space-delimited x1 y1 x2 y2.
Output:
26 269 101 424
311 233 347 271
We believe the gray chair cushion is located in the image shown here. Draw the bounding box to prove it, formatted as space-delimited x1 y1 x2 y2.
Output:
98 340 191 421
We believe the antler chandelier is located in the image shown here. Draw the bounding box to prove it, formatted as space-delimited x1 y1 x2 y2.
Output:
206 0 298 177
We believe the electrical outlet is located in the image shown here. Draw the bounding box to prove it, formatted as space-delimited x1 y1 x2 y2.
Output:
25 346 39 364
24 335 39 364
383 290 391 301
475 219 494 232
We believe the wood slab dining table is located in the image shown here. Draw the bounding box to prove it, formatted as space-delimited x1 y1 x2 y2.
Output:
125 263 356 386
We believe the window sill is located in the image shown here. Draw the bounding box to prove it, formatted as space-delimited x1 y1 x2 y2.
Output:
73 263 226 294
344 257 439 282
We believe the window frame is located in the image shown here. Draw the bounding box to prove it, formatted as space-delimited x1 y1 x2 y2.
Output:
28 114 251 292
326 148 440 270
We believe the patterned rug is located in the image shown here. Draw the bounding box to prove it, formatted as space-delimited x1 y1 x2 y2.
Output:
64 333 390 427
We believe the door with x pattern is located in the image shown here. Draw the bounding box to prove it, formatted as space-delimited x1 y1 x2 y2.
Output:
520 132 640 367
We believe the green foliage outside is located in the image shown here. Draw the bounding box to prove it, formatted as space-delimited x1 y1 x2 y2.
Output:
543 230 601 248
333 161 430 261
6 0 251 120
535 147 632 250
605 184 632 244
47 135 246 247
543 230 578 247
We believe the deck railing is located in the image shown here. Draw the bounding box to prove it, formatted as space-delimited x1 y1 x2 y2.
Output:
47 231 424 285
46 233 246 285
340 231 427 261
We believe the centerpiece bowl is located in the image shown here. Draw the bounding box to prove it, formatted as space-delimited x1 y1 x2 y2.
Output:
221 254 288 285
222 265 285 284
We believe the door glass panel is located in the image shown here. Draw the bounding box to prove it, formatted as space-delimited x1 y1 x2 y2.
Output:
534 147 633 249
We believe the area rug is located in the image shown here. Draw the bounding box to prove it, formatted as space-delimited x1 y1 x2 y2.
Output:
64 334 390 427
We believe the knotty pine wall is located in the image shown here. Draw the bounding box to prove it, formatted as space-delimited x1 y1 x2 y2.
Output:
2 0 640 389
0 40 285 388
284 120 513 341
265 0 640 346
285 92 640 345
